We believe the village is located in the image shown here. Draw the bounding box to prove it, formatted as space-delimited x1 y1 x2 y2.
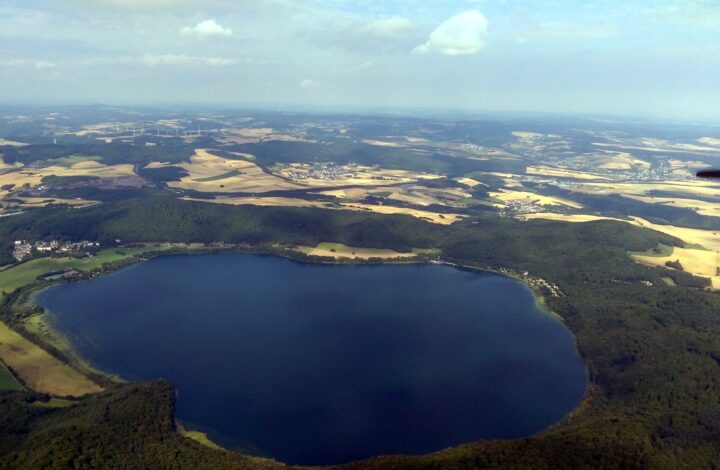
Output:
12 239 100 262
282 162 359 181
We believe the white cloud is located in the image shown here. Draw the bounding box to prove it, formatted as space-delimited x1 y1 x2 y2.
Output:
414 10 488 56
34 60 57 69
0 59 57 69
138 54 237 66
299 79 320 89
181 19 233 38
366 16 413 39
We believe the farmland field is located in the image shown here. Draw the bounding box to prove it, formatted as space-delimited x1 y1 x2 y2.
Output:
0 320 102 396
295 242 417 260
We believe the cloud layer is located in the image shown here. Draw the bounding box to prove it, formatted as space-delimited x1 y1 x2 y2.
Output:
181 19 232 37
1 1 718 120
414 10 488 56
299 79 320 89
138 54 236 66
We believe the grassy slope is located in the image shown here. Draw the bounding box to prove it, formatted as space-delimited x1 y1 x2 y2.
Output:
629 242 674 257
0 362 23 391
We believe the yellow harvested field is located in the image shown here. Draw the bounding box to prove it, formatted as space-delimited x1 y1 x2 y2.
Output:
0 161 136 190
404 136 430 143
512 131 545 139
11 197 98 208
666 159 711 178
320 185 468 207
623 194 720 217
699 137 720 147
490 189 583 208
526 166 610 181
0 160 23 173
519 213 622 223
184 193 463 224
486 172 525 188
276 163 441 188
572 180 720 199
634 247 716 274
390 186 470 207
235 127 273 136
669 159 710 169
296 242 416 260
386 192 434 206
592 141 720 155
633 247 720 288
593 152 650 170
0 139 28 147
216 128 308 145
169 149 301 193
523 212 720 288
628 217 720 252
316 188 370 199
182 196 334 209
524 212 720 252
456 177 484 187
0 321 102 397
68 122 122 137
339 203 464 224
362 139 403 147
144 161 170 169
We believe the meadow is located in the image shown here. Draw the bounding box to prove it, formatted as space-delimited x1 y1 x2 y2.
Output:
0 321 102 396
0 361 23 391
294 242 417 260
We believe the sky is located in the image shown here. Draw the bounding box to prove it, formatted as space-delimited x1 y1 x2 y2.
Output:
1 0 719 120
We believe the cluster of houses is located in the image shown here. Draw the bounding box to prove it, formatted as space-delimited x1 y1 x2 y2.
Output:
496 268 565 298
517 270 564 297
286 163 357 181
499 199 548 217
12 239 100 262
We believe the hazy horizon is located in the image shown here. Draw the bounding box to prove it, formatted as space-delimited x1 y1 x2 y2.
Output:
2 1 719 121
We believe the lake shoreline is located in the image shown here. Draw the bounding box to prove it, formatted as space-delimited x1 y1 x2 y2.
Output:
2 242 588 460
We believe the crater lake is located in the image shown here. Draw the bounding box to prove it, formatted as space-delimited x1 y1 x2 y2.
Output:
37 253 588 466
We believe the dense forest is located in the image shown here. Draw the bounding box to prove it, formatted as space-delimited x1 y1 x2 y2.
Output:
1 198 720 468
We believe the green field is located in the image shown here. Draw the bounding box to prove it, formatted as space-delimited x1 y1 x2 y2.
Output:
0 247 162 301
49 155 101 168
629 242 674 257
177 422 222 450
0 361 23 391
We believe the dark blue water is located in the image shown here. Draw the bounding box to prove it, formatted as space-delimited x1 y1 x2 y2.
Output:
38 253 587 466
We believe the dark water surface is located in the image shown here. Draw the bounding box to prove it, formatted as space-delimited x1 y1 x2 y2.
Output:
38 253 587 466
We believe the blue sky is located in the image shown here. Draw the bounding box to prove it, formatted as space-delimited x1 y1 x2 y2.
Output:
0 0 719 120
